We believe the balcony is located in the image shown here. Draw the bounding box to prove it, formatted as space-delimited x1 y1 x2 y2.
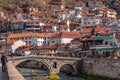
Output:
90 45 118 50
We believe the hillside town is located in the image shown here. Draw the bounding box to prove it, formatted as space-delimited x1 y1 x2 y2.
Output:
0 0 120 59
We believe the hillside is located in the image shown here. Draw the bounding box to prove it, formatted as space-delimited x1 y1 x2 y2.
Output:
0 0 120 18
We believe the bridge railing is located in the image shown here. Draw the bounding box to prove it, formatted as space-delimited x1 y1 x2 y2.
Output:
6 61 25 80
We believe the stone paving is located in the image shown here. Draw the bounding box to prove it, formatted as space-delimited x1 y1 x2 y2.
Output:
0 63 8 80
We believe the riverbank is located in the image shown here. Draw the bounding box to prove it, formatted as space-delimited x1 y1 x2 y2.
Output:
78 73 119 80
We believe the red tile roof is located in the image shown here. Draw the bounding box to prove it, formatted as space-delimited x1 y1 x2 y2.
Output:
16 44 32 51
60 25 68 28
46 33 60 38
12 20 26 23
43 23 53 27
82 27 106 34
61 32 81 38
8 32 46 38
27 19 41 23
32 13 44 16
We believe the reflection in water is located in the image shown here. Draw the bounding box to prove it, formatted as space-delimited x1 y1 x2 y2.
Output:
17 68 84 80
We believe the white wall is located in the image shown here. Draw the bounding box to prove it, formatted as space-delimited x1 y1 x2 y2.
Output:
24 51 31 56
81 18 101 26
12 40 26 53
61 38 73 44
49 38 60 45
103 39 117 46
37 37 46 46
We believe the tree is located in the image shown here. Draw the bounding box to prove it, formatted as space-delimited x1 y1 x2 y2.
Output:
91 28 95 35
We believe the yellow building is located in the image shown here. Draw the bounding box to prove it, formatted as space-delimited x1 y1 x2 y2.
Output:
29 8 39 14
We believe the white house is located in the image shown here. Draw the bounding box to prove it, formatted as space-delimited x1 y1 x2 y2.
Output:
0 40 26 54
60 32 81 44
16 45 32 56
7 32 81 47
11 40 26 53
74 3 83 19
25 19 45 32
81 14 102 26
7 32 45 46
45 33 60 46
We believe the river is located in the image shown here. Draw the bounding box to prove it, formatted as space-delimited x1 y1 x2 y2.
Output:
17 68 84 80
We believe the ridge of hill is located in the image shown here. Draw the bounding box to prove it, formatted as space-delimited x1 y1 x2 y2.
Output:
0 0 120 18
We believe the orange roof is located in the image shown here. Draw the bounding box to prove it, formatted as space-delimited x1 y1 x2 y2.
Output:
95 27 105 32
8 32 46 38
16 44 32 51
99 32 110 36
32 13 44 16
43 23 53 27
75 2 85 7
46 33 59 38
82 28 91 34
61 32 81 38
82 27 105 34
12 20 26 23
95 8 107 11
27 19 41 23
83 14 95 18
52 19 60 22
60 25 68 28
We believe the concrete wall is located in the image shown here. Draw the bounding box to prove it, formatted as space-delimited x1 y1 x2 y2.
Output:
83 58 120 79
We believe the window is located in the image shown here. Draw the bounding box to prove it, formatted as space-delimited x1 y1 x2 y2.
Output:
29 41 31 44
52 41 55 43
88 22 91 24
53 62 57 68
105 41 108 45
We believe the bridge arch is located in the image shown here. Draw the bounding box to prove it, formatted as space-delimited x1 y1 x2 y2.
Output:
10 56 81 75
13 58 53 73
57 62 77 75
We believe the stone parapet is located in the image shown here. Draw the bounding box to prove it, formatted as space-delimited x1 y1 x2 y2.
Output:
83 58 120 79
6 61 25 80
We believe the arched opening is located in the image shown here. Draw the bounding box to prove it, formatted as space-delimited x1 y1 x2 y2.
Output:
53 62 57 68
58 64 84 80
16 59 52 80
59 64 75 75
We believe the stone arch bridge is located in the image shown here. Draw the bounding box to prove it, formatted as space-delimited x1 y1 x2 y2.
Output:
9 56 82 75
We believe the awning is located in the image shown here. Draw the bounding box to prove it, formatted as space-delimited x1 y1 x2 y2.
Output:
94 36 113 40
92 47 120 50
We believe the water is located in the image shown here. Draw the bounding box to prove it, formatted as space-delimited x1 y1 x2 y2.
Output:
17 68 84 80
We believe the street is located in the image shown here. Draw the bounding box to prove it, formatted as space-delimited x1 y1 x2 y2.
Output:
0 63 8 80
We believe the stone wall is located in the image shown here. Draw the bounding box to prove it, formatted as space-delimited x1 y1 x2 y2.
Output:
83 58 120 79
7 61 25 80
